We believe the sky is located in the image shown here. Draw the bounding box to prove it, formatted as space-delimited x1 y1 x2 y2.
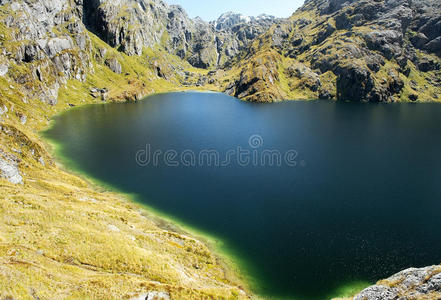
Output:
164 0 305 22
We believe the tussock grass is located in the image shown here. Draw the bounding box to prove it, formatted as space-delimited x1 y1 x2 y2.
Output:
0 26 247 300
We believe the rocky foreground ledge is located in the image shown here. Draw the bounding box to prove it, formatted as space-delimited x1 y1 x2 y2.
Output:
127 265 441 299
345 265 441 300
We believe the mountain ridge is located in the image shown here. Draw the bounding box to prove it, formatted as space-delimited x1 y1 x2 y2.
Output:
211 11 280 30
82 0 281 68
219 0 441 102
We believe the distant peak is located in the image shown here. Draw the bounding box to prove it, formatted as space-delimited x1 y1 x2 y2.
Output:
212 11 276 30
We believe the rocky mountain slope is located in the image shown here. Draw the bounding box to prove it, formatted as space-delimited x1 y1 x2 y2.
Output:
222 0 441 102
211 12 282 67
1 0 441 298
83 0 280 68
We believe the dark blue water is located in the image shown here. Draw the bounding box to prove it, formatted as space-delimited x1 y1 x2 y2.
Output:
44 92 441 299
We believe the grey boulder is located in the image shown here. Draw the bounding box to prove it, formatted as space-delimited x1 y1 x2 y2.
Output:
0 158 23 185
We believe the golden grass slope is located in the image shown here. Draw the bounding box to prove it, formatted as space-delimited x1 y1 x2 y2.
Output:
0 28 247 299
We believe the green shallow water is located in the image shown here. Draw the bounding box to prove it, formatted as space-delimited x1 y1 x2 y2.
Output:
44 92 441 299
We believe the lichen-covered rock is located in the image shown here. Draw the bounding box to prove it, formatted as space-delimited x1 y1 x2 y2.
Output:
354 265 441 300
364 30 403 59
37 37 74 58
0 158 23 185
0 64 8 76
105 58 122 74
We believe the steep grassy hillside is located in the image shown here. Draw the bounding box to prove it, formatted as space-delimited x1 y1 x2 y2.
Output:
0 3 248 298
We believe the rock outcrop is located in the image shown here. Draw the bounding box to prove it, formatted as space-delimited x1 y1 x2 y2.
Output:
1 0 90 105
0 158 23 184
354 265 441 299
131 291 171 300
105 57 122 74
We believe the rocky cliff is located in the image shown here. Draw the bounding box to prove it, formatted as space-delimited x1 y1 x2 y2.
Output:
5 0 438 103
222 0 441 102
0 0 91 105
82 0 280 68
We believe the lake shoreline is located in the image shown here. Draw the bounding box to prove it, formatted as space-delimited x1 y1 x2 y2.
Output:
41 91 378 300
0 74 253 297
43 113 373 300
42 126 255 294
39 89 258 296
